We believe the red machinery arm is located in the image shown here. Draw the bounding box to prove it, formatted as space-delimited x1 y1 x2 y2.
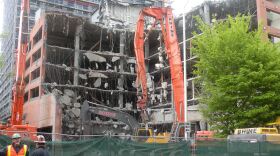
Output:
134 7 185 123
11 0 29 125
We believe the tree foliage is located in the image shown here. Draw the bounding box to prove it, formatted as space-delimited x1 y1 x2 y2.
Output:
192 15 280 136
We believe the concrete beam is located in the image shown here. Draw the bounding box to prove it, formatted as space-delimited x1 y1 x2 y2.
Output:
74 25 83 86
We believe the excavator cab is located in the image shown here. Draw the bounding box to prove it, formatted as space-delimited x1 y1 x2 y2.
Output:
266 116 280 133
136 128 153 142
195 131 214 141
136 123 187 143
3 125 37 140
137 128 171 143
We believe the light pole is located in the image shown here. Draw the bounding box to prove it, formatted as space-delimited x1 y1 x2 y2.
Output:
183 1 189 141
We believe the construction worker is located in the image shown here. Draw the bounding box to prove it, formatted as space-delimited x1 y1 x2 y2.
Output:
30 135 49 156
2 133 29 156
0 144 4 156
0 149 4 156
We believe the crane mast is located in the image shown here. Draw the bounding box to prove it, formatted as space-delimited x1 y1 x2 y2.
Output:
11 0 29 125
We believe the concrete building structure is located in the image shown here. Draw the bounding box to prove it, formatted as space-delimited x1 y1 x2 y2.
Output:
22 1 165 138
256 0 280 42
0 0 100 121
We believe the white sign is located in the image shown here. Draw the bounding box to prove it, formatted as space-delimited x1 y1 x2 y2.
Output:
235 128 257 135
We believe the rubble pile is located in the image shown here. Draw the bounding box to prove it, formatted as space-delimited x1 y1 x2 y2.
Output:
58 89 82 135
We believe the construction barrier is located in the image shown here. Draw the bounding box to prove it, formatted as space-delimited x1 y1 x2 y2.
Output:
1 134 188 156
2 132 280 156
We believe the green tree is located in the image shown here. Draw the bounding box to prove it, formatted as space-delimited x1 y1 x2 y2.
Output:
192 15 280 136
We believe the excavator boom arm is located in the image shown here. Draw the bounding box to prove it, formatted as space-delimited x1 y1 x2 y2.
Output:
134 7 185 122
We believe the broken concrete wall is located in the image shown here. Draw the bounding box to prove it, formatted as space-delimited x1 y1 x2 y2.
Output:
176 0 257 42
91 0 163 30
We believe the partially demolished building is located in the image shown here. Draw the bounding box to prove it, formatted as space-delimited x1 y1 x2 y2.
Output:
23 1 166 138
2 0 280 140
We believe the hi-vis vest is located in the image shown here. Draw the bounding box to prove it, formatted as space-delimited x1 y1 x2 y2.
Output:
7 145 27 156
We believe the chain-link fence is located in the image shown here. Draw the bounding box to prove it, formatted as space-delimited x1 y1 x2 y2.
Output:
1 131 280 156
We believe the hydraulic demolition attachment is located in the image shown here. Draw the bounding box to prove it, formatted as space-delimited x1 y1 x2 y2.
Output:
134 7 186 140
134 7 185 123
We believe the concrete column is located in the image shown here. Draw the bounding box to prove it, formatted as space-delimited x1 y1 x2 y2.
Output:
203 3 211 25
74 25 82 86
118 32 125 108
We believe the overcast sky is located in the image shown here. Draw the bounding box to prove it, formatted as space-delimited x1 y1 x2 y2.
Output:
0 0 208 37
0 2 3 34
171 0 208 15
0 2 3 51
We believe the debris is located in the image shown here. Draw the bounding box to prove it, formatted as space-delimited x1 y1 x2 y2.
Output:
127 58 136 64
51 82 58 87
69 110 76 119
88 71 108 78
64 89 74 97
104 82 108 89
68 123 75 128
155 63 164 70
161 82 167 88
132 81 137 88
65 67 72 71
79 74 87 80
130 64 134 73
60 95 71 105
72 108 81 117
76 96 81 100
106 63 112 70
96 116 101 122
125 102 133 110
123 125 130 130
74 103 81 108
146 74 153 89
94 78 102 88
117 78 124 90
52 88 63 95
112 56 120 62
84 52 106 62
95 63 99 69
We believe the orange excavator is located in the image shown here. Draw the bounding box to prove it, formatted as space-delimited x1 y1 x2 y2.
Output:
0 0 37 140
134 7 186 140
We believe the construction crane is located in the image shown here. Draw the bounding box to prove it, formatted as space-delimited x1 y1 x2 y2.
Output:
0 0 37 140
